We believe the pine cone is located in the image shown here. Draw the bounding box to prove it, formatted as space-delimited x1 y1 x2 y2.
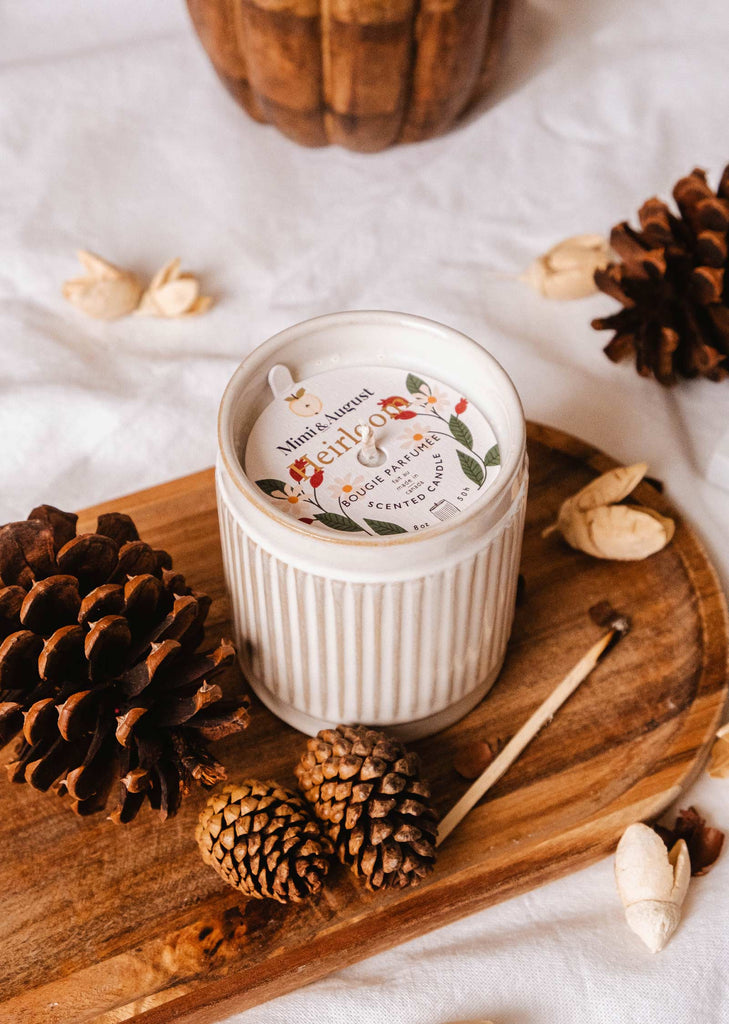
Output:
196 781 334 903
593 165 729 384
295 724 439 891
0 504 250 822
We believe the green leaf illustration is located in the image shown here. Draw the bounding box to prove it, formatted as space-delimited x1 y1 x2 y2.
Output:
256 479 287 496
314 512 365 533
406 373 427 395
449 414 473 450
457 451 485 488
484 444 501 466
364 518 408 536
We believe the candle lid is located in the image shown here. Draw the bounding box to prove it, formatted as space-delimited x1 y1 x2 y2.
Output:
245 363 502 537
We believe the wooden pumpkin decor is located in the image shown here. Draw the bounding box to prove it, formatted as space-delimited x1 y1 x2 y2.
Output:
186 0 513 152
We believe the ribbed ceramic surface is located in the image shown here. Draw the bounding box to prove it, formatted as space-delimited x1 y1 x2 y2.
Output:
217 477 527 727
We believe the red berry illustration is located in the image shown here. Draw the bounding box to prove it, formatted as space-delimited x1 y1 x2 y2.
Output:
290 458 309 481
310 469 324 489
378 395 412 418
455 398 468 415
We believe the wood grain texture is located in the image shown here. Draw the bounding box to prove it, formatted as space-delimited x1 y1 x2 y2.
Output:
186 0 268 123
0 423 726 1024
321 0 417 151
185 0 513 150
399 0 495 143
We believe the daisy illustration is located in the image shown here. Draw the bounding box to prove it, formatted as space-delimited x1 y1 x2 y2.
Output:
327 474 365 499
412 384 449 409
399 426 428 449
269 482 305 508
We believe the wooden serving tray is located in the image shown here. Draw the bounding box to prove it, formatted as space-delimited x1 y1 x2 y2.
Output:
2 424 727 1024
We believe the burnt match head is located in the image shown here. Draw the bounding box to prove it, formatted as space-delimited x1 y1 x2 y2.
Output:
589 600 631 650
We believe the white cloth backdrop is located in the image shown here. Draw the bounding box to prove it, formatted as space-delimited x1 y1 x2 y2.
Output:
1 1 728 1021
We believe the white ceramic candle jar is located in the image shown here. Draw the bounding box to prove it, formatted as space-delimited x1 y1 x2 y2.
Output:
216 311 527 740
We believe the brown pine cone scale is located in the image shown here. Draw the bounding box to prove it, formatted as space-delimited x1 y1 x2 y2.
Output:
295 724 439 891
0 504 250 822
196 781 334 903
593 165 729 385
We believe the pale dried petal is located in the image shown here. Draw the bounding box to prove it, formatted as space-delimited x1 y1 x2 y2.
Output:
571 463 649 512
62 276 142 320
542 264 603 300
545 462 674 561
183 295 214 316
624 899 681 954
560 504 673 560
615 824 690 952
75 250 126 281
546 233 609 269
521 234 611 300
708 723 729 779
136 261 213 318
639 507 676 543
151 277 200 317
149 257 181 292
62 251 142 319
134 289 163 316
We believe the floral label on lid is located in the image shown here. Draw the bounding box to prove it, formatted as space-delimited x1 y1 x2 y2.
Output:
244 367 501 536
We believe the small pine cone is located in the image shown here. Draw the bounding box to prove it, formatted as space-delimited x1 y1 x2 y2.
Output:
0 505 250 822
295 724 439 891
196 781 334 903
593 165 729 385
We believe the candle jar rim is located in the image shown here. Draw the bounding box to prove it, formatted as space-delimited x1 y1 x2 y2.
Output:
217 310 526 555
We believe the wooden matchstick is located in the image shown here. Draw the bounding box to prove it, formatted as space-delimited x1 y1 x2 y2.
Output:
437 609 630 846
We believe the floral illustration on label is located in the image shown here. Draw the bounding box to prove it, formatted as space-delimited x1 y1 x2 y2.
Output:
254 371 500 535
256 462 405 535
403 373 500 489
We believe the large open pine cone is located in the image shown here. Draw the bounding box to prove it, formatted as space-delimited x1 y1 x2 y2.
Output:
0 505 250 822
295 724 438 891
196 781 334 903
593 165 729 385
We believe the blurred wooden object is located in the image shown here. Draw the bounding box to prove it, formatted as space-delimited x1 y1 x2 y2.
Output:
186 0 513 151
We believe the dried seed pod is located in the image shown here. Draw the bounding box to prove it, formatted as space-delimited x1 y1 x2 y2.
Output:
62 250 142 320
544 463 675 561
136 259 213 318
615 823 690 953
654 806 725 876
521 234 612 300
568 462 650 511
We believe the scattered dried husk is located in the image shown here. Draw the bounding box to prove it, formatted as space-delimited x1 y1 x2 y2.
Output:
62 250 142 320
708 723 729 779
63 251 213 320
136 258 213 318
544 463 675 560
615 823 690 953
654 807 725 876
521 234 612 300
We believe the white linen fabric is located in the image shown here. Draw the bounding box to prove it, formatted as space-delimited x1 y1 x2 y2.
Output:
1 2 728 1022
